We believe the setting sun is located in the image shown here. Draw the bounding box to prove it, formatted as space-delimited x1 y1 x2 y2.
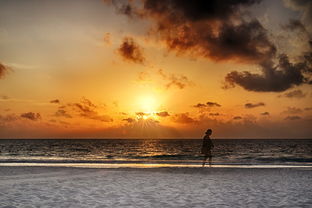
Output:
138 95 158 112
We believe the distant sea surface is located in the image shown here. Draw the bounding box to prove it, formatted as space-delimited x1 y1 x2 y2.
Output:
0 139 311 167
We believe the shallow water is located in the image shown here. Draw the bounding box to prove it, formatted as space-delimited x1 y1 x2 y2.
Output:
0 139 311 167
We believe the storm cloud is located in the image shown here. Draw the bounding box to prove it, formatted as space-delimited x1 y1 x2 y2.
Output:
111 0 276 63
107 0 312 92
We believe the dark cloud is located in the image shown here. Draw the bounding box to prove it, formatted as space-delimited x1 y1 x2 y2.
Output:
280 89 306 98
50 99 60 104
233 116 243 120
260 112 270 116
158 69 193 89
20 112 41 121
193 101 221 108
209 113 220 116
156 111 170 117
304 107 312 111
284 115 301 120
245 102 265 108
172 113 196 124
111 0 275 63
54 109 72 118
284 0 312 23
107 1 312 93
122 117 136 123
0 62 9 79
282 19 308 33
118 37 145 64
225 54 312 92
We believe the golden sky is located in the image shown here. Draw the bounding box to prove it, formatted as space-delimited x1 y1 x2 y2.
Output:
0 0 311 138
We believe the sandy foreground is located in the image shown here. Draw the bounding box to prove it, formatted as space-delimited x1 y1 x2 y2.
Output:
0 166 311 208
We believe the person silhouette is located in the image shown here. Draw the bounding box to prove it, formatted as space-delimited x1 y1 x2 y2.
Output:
201 129 214 167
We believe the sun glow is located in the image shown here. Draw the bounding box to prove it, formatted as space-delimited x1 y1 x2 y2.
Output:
138 95 158 112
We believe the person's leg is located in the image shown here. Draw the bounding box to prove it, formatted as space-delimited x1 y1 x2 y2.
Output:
208 156 212 167
202 156 208 167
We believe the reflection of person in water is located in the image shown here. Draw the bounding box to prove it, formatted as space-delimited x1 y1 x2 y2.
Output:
201 129 214 167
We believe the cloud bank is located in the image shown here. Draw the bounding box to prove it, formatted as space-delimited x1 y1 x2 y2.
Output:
107 0 312 92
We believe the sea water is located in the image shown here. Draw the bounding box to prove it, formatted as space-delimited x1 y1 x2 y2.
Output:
0 139 311 168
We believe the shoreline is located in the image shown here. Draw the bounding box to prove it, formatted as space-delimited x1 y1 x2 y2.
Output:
1 162 312 169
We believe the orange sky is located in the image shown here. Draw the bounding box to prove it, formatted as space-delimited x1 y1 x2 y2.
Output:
0 0 311 138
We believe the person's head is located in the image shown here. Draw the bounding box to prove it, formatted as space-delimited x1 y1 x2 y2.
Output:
205 129 212 136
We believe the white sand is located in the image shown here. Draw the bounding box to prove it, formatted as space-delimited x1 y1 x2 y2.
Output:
0 166 311 207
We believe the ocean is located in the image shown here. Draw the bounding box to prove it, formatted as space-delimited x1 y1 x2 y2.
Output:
0 139 311 168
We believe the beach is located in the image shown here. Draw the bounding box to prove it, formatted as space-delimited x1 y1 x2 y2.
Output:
1 166 311 207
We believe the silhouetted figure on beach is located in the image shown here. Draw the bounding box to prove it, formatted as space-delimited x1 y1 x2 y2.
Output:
201 129 214 167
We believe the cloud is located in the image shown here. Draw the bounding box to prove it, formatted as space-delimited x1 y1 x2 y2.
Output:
284 0 312 23
304 107 312 111
158 69 193 89
54 109 72 118
280 89 306 98
206 102 221 107
50 99 60 104
261 112 270 116
20 112 41 121
282 19 308 33
0 62 9 79
172 113 197 124
284 115 301 120
136 112 147 117
209 113 220 116
245 102 265 108
193 101 221 108
62 97 113 122
118 37 145 64
107 1 312 93
225 54 312 92
110 0 276 63
233 116 243 120
156 111 170 117
122 117 136 123
282 107 303 114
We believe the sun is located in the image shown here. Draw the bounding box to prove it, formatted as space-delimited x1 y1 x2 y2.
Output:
135 94 161 120
138 95 157 112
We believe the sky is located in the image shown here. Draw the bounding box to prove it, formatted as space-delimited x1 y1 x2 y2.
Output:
0 0 311 138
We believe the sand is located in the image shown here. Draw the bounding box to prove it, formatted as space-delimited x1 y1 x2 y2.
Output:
0 166 311 207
